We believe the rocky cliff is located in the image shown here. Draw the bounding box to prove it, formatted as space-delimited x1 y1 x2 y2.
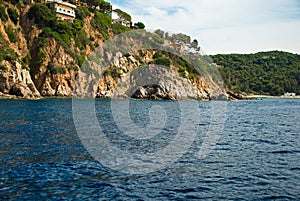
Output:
0 1 225 100
94 50 212 100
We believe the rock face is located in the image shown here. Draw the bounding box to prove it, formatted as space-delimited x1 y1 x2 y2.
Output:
210 93 229 101
226 91 249 100
132 85 175 100
94 51 220 100
0 61 40 99
0 2 90 98
122 64 208 100
30 38 78 97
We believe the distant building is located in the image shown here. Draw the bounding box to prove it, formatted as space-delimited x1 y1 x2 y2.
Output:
108 10 131 27
23 0 77 22
108 10 119 21
47 0 76 21
284 92 296 97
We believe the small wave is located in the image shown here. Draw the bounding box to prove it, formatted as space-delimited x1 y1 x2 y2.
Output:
167 186 211 194
270 150 300 154
262 195 295 200
290 167 300 171
241 138 278 145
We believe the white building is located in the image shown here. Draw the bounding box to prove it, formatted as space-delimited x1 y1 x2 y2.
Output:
108 10 131 27
46 0 76 21
23 0 76 21
284 92 296 97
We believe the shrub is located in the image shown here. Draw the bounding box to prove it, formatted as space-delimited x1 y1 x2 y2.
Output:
134 22 145 29
0 64 7 71
177 65 186 72
39 26 71 49
35 50 46 66
22 53 31 64
4 49 18 61
0 31 8 46
103 68 112 76
111 23 130 35
53 20 73 35
76 54 85 66
150 33 164 44
5 25 18 43
188 73 195 80
75 6 90 20
47 62 66 74
7 0 20 5
153 51 167 59
75 30 90 50
0 32 18 61
134 55 145 65
179 71 187 78
177 65 187 78
0 5 8 22
21 53 31 69
68 65 79 71
21 61 29 70
154 57 171 66
7 7 18 24
27 3 56 27
91 11 111 39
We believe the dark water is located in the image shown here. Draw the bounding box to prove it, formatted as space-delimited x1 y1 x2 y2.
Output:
0 98 299 200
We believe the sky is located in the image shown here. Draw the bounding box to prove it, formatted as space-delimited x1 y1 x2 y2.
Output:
107 0 300 55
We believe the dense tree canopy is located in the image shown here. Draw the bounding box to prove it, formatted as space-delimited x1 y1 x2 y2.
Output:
211 51 300 96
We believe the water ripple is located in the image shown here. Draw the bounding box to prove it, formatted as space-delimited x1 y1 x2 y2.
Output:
0 98 299 200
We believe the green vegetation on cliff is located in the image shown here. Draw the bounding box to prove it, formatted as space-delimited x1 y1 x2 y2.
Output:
0 5 8 22
26 1 135 67
0 32 18 63
211 51 300 95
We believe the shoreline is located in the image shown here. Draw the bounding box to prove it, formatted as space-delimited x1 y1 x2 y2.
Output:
247 95 300 99
1 94 300 100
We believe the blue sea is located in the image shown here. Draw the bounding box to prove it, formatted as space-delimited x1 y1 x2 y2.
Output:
0 98 299 200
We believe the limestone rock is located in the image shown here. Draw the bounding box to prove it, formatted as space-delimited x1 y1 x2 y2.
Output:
210 93 229 101
132 85 175 100
0 61 40 99
9 82 36 99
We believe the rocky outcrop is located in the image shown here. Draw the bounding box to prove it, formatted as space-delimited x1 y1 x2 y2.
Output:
210 93 229 101
94 52 213 100
30 38 78 97
132 85 176 100
0 61 40 99
0 3 92 98
226 91 256 100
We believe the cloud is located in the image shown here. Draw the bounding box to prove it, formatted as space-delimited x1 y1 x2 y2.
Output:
144 7 168 17
108 0 300 54
198 20 300 54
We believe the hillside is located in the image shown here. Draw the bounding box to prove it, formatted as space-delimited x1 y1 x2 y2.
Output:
211 51 300 96
0 0 225 99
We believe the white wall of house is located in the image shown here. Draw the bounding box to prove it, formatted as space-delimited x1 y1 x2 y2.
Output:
110 11 119 20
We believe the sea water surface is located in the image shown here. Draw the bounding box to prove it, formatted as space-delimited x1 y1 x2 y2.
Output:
0 98 299 200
